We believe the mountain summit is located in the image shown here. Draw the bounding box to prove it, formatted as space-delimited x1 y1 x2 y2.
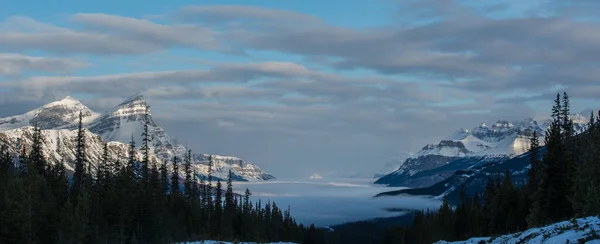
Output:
0 94 275 181
0 96 100 131
375 115 588 187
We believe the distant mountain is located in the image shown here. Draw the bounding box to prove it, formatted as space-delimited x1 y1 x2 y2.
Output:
0 94 275 181
0 96 101 130
374 148 539 205
373 152 413 179
375 115 588 188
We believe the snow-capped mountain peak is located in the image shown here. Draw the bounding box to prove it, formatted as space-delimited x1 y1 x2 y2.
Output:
0 96 100 131
375 114 589 187
0 94 275 181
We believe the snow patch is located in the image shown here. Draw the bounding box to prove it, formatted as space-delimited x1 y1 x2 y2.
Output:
436 216 600 244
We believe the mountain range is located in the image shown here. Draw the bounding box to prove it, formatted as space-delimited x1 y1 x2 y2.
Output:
374 114 589 188
0 94 275 181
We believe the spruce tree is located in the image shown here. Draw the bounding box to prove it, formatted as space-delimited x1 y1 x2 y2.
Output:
72 111 87 200
244 188 252 215
170 156 180 196
29 124 46 176
225 169 235 213
140 107 151 187
184 149 192 202
127 135 137 180
160 160 169 197
206 155 214 221
214 179 223 238
527 130 541 193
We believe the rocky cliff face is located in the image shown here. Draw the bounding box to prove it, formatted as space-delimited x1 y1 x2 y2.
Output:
375 115 588 188
0 94 275 181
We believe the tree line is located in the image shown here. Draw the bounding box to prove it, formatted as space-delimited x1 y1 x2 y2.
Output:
378 92 600 243
0 110 324 243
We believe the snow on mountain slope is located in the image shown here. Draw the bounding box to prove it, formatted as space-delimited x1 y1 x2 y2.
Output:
0 94 275 181
374 152 414 178
0 126 158 173
0 96 100 131
375 115 588 188
435 216 600 244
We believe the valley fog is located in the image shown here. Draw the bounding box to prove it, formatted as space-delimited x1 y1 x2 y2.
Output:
232 178 442 226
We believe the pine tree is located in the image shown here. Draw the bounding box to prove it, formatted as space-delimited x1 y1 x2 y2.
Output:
214 179 223 238
529 93 572 226
225 169 235 213
483 175 496 235
244 188 252 215
126 135 138 181
562 92 571 136
29 124 46 176
552 93 562 128
206 155 214 222
71 111 87 200
140 107 151 187
160 160 169 197
170 156 180 196
527 130 541 193
184 149 193 202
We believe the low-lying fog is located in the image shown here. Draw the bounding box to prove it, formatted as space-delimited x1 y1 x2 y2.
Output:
233 178 441 227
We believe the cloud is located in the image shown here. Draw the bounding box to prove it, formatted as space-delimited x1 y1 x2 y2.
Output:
3 2 600 177
177 5 322 26
0 15 219 55
169 3 600 96
72 13 219 49
0 53 89 76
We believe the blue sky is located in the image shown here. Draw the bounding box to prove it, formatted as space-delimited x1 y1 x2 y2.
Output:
1 0 600 178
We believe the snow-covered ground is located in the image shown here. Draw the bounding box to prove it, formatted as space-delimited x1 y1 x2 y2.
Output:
436 216 600 244
232 178 442 227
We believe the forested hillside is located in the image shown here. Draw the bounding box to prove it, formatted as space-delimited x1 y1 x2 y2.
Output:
377 92 600 243
0 112 323 244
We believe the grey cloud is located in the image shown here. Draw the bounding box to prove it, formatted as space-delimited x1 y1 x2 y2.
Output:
177 5 322 26
0 15 219 55
72 13 219 50
0 53 89 76
171 2 600 95
1 61 319 96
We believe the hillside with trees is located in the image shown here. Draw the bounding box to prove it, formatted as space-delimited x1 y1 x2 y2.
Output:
375 92 600 243
0 111 324 244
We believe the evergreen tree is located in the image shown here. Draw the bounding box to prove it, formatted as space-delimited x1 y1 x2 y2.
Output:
140 107 151 186
71 111 87 199
160 160 169 197
225 169 235 213
170 156 180 196
527 130 541 192
29 124 46 176
126 135 137 181
244 188 252 215
184 149 193 202
214 179 223 238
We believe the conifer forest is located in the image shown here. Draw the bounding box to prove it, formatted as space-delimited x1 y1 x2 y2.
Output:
0 111 323 244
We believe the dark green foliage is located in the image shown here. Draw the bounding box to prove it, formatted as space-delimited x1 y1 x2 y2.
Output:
0 125 315 243
71 111 87 200
140 107 151 187
374 92 600 243
528 93 574 226
184 149 192 202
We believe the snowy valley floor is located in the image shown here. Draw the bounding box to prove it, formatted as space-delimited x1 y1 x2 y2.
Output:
436 216 600 244
232 178 441 227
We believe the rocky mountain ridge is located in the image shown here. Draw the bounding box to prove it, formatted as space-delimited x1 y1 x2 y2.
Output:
0 94 275 181
375 115 588 188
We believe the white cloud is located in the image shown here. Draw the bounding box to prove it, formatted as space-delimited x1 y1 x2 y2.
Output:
0 53 89 76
